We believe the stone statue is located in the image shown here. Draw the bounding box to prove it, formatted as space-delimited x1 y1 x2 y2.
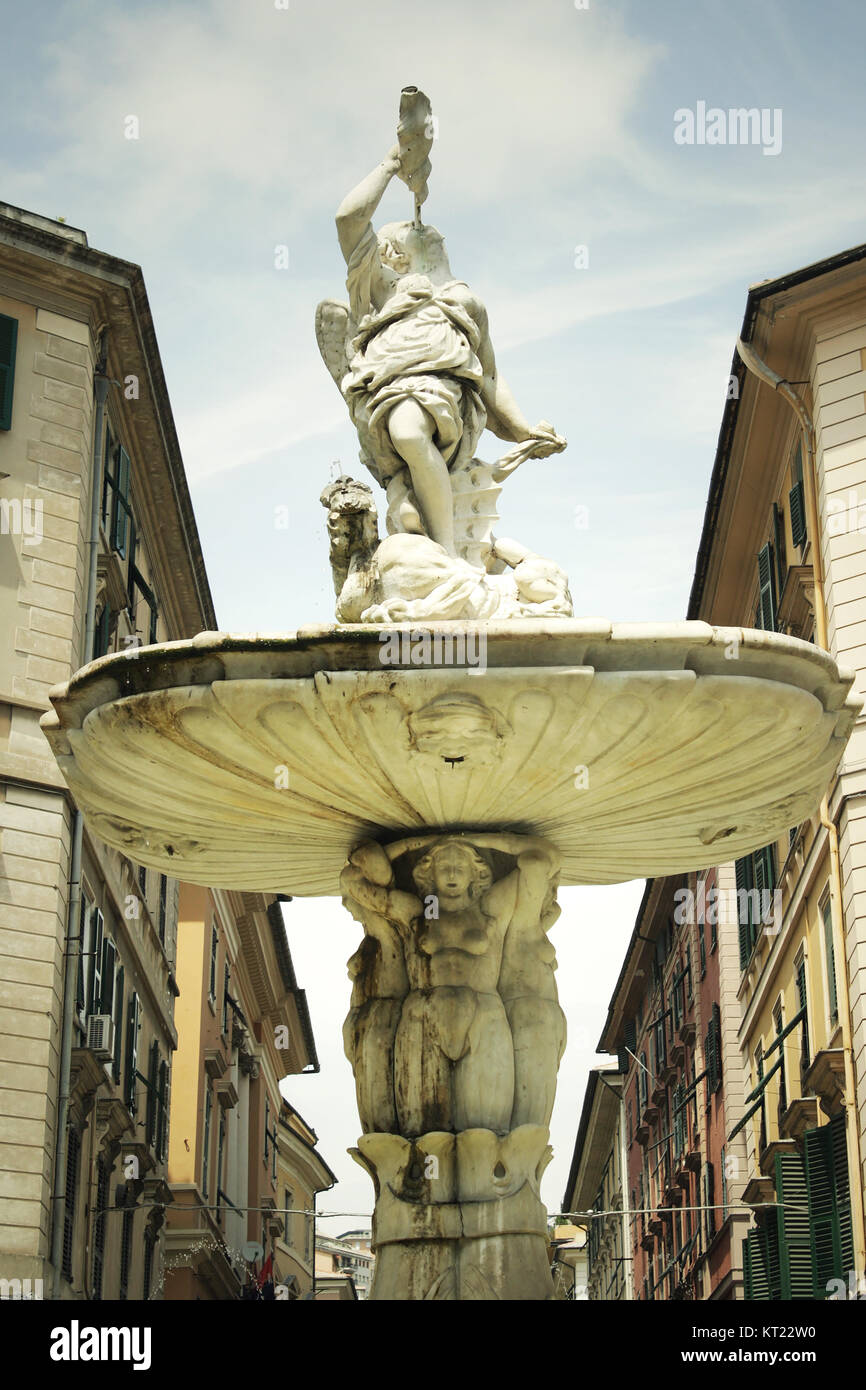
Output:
320 476 572 622
340 829 565 1298
316 88 571 623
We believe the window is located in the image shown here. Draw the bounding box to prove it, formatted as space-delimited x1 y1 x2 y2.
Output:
119 1208 134 1300
104 441 132 558
93 603 112 660
61 1127 81 1282
773 998 786 1114
638 1055 648 1111
222 959 231 1036
685 945 693 1002
705 1004 723 1096
158 876 168 944
736 845 776 968
821 896 839 1028
112 964 125 1083
789 440 807 549
124 992 140 1113
284 1188 294 1247
146 1039 160 1148
756 541 777 631
698 918 706 977
796 954 810 1073
773 501 787 599
138 862 147 900
202 1084 212 1199
0 313 18 429
216 1115 225 1221
209 926 218 1001
92 1156 109 1299
720 1144 728 1221
157 1061 169 1162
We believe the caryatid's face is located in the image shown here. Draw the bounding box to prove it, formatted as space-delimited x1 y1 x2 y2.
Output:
431 843 476 902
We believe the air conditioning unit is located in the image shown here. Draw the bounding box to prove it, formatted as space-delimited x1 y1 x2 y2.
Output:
87 1013 115 1059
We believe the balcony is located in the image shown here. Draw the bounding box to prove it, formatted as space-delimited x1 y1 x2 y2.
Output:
803 1049 846 1116
204 1047 228 1080
651 1078 667 1106
778 1095 819 1141
742 1173 775 1208
678 1019 696 1046
635 1119 650 1147
759 1137 800 1178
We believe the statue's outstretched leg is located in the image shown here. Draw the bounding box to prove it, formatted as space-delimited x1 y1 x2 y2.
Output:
387 398 456 556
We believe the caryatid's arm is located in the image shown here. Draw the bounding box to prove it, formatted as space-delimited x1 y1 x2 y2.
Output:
335 149 401 267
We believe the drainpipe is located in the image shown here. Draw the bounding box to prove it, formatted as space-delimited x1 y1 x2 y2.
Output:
736 338 866 1278
50 347 109 1298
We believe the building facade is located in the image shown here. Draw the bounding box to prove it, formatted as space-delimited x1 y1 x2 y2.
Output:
164 892 323 1300
687 243 866 1298
0 202 215 1299
597 876 749 1300
275 1100 336 1299
561 1067 631 1301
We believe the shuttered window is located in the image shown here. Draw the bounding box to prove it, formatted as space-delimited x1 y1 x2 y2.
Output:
704 1163 716 1244
61 1127 81 1282
821 897 839 1027
112 964 125 1083
145 1039 159 1148
790 441 807 548
157 1060 169 1162
92 1155 109 1299
119 1208 134 1300
806 1112 854 1297
757 541 777 631
202 1084 212 1199
0 313 18 430
110 445 132 557
124 992 140 1113
775 1150 813 1298
796 957 810 1073
773 501 787 598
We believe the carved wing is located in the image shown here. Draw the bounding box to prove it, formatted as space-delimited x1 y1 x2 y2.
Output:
315 299 352 393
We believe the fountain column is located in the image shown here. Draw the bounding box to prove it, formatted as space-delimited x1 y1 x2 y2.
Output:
340 831 565 1300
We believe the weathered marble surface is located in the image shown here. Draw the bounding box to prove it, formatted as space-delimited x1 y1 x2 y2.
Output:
315 87 569 619
341 830 563 1299
41 623 859 898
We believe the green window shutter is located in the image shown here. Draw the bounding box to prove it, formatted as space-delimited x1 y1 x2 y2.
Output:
146 1039 159 1147
125 992 140 1112
805 1115 853 1294
111 445 131 557
93 604 111 660
88 909 104 1016
0 314 18 431
76 900 87 1014
112 964 125 1082
822 900 839 1025
789 479 807 548
775 1149 814 1298
744 1227 770 1300
711 1003 723 1092
757 542 777 632
699 921 706 976
830 1112 854 1274
157 1060 169 1162
773 502 787 599
796 959 811 1072
735 856 754 968
99 937 116 1014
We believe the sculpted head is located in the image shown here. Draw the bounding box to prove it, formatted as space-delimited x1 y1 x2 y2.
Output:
377 221 451 278
412 837 493 907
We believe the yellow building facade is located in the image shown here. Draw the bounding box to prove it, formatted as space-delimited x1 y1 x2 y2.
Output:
688 243 866 1296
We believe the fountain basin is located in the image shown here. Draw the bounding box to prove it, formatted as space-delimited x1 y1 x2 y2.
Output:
41 621 860 896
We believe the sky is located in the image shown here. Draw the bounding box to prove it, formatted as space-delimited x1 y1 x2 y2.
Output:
3 0 866 1234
